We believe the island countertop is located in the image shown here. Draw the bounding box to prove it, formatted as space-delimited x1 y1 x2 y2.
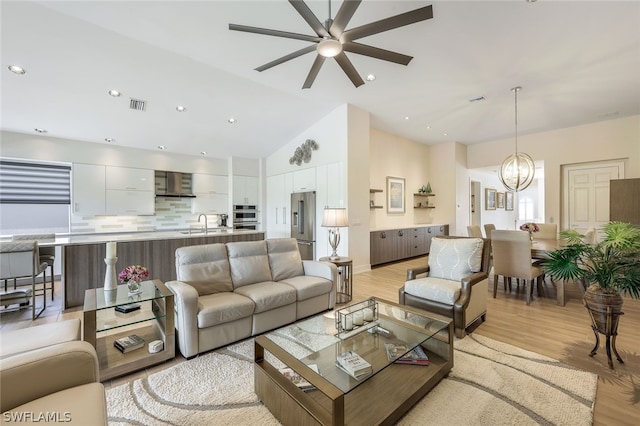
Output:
55 229 265 308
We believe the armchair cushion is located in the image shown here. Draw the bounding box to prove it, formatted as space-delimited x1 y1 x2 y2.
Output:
428 237 483 281
227 241 272 288
280 275 334 300
267 239 304 281
0 319 81 359
175 244 232 296
404 277 461 305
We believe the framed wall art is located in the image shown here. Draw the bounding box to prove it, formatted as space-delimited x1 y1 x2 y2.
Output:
485 188 496 210
497 192 505 209
505 191 514 211
386 176 405 213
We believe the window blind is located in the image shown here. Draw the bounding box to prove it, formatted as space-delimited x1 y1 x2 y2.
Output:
0 160 71 204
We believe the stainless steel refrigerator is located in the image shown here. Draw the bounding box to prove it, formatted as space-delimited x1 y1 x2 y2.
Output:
291 191 316 260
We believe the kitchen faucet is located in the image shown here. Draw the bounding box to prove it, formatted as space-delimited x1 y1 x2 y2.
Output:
198 214 208 234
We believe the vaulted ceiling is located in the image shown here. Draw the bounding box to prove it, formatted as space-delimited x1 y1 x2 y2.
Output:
2 1 639 159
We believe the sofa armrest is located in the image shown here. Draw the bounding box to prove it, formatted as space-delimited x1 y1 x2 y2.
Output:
0 341 99 413
456 271 489 309
165 280 200 358
302 260 338 307
406 266 429 281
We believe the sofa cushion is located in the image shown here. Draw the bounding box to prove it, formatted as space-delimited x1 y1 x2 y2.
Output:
280 275 333 301
197 292 255 328
233 282 296 314
175 244 233 296
226 241 272 288
267 238 304 281
404 277 461 305
428 237 483 281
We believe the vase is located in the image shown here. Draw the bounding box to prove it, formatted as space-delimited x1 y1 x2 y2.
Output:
127 281 141 294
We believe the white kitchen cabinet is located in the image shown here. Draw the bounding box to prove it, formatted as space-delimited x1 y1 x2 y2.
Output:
266 173 292 239
192 173 228 194
292 168 316 192
192 174 229 214
105 166 154 191
72 163 106 215
104 166 154 215
233 175 259 205
105 190 155 215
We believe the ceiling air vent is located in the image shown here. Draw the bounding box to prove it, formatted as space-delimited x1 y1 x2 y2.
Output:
129 98 147 111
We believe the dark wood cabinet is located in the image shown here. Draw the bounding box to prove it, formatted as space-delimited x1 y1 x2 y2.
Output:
370 225 448 266
610 178 640 225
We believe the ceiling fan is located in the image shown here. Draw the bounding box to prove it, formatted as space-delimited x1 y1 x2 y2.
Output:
229 0 433 89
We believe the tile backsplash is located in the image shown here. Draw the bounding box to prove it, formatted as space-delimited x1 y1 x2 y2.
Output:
70 197 219 234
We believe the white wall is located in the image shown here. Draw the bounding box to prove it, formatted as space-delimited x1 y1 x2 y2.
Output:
467 115 640 228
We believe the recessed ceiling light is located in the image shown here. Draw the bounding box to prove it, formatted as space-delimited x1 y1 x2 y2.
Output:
176 105 187 112
404 116 409 120
426 126 431 129
34 128 47 133
105 138 115 143
8 65 26 75
444 132 448 136
366 74 376 81
108 90 121 97
200 151 207 156
228 118 236 124
157 145 166 150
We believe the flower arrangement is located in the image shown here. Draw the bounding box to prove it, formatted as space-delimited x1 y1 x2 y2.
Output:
519 223 540 233
118 265 149 293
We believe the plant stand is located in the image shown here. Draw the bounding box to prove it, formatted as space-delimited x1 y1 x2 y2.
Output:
584 299 624 369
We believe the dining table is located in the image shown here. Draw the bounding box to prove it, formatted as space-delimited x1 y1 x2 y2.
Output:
530 238 567 306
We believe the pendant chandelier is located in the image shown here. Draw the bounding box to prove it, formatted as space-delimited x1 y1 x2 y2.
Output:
499 86 535 192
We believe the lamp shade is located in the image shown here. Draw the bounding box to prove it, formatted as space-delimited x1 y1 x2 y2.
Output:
321 208 348 227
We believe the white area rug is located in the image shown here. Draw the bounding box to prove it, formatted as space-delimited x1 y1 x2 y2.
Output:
107 334 597 426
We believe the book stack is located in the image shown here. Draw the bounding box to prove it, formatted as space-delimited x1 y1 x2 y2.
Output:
115 303 140 314
336 351 372 380
384 343 429 365
113 334 145 353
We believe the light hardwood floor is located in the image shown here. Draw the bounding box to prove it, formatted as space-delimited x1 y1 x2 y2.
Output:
2 259 638 425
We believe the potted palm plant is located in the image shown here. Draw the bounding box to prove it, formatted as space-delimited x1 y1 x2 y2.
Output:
543 221 640 336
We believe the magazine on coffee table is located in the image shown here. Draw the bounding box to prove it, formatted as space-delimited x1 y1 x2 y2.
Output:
279 364 319 391
384 343 429 365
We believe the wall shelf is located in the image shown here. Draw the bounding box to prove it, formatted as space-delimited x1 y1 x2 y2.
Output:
370 188 383 209
414 206 435 209
413 193 435 197
414 193 435 209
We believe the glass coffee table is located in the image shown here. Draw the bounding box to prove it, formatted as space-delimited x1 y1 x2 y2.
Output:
254 297 453 425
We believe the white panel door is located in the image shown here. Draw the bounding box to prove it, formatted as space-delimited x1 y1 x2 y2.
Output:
564 161 624 235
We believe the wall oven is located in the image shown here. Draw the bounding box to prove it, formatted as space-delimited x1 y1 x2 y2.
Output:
233 205 259 230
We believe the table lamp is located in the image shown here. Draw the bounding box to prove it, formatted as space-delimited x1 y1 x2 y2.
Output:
321 208 348 260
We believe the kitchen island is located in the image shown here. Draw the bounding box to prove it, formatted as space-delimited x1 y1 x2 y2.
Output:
38 230 264 309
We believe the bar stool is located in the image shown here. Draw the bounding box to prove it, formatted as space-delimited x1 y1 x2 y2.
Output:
0 241 47 319
11 234 56 301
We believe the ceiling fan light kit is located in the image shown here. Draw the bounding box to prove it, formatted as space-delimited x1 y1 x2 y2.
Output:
229 0 434 89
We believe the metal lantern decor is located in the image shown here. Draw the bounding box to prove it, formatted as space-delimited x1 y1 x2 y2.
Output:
499 86 535 192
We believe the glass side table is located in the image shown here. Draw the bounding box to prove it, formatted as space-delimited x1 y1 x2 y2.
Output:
319 256 353 304
83 279 175 380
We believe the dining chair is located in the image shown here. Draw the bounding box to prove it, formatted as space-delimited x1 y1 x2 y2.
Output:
467 225 483 238
11 234 56 301
483 224 496 239
491 230 544 305
582 227 597 244
0 241 47 319
534 223 558 240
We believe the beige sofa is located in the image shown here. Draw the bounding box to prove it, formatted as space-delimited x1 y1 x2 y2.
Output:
0 322 107 425
166 238 337 358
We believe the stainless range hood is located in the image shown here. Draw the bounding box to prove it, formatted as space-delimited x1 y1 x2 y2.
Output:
156 171 196 198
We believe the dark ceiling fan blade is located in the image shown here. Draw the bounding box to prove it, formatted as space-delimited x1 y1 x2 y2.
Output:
255 45 318 72
229 23 322 43
340 5 433 43
334 52 365 88
302 55 327 89
329 0 362 38
342 41 413 65
289 0 330 38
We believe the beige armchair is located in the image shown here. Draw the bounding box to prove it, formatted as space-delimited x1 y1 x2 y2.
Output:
0 341 107 425
399 237 491 338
